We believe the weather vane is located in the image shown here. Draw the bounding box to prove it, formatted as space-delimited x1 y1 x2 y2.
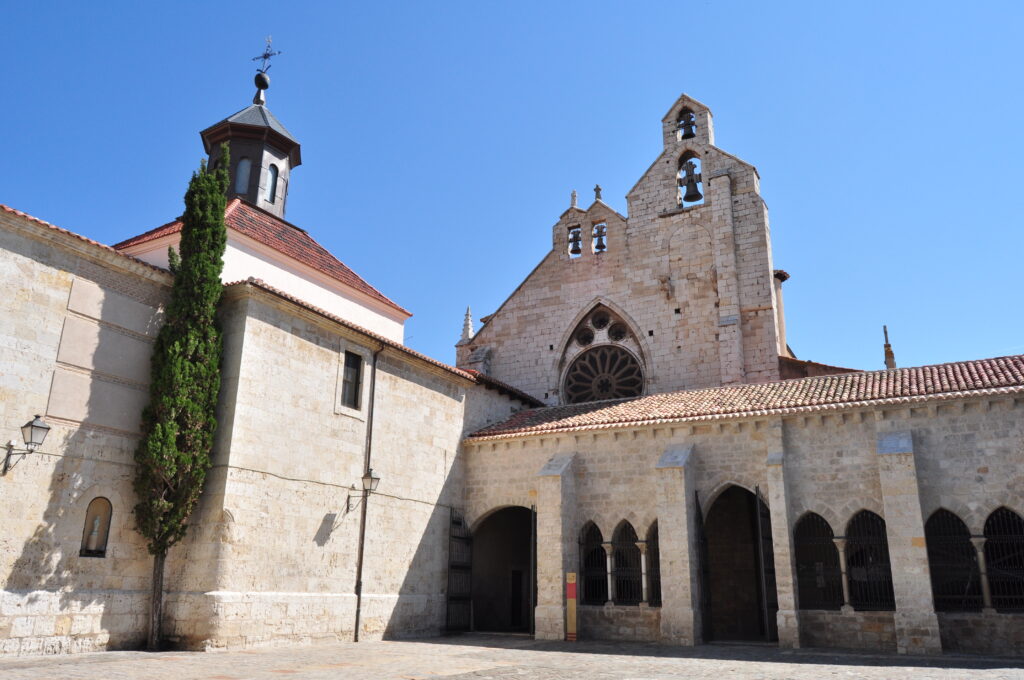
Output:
252 36 282 74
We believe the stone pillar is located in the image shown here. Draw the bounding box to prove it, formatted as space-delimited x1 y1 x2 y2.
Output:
534 454 577 640
832 537 853 609
636 541 649 604
707 172 745 385
765 423 800 648
654 445 699 644
970 536 995 612
876 430 942 655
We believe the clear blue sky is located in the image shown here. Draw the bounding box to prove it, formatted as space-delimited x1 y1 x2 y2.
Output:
5 2 1023 370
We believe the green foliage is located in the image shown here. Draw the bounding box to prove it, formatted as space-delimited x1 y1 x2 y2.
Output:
134 144 230 556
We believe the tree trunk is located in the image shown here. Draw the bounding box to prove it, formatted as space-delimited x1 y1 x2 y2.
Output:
148 551 166 651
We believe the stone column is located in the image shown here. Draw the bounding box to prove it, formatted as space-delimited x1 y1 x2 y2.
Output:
832 537 852 609
765 422 800 648
636 541 649 604
654 445 699 644
876 430 942 655
970 536 995 612
602 542 615 605
534 454 577 640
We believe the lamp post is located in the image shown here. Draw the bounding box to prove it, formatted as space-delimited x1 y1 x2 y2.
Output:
4 415 50 475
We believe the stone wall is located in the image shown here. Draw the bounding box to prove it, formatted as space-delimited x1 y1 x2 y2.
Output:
0 212 527 656
578 605 661 642
463 394 1024 654
0 211 172 656
161 286 528 650
937 612 1024 656
798 609 897 652
457 95 781 403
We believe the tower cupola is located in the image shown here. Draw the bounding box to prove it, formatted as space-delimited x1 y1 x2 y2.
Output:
200 49 301 218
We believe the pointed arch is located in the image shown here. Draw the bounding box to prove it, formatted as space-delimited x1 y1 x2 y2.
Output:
558 302 648 405
925 508 982 612
553 297 652 374
983 506 1024 611
793 512 843 610
580 521 608 605
845 510 895 611
612 520 642 605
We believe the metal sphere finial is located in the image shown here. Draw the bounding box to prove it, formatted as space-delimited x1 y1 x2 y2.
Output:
255 72 270 90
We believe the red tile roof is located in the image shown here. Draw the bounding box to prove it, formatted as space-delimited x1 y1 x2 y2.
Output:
226 278 541 406
468 354 1024 440
1 204 169 276
114 199 409 316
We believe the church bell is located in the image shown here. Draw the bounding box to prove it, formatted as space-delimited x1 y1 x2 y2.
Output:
682 176 703 203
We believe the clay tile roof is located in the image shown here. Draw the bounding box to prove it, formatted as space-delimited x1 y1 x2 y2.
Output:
468 354 1024 440
1 204 169 276
114 199 409 316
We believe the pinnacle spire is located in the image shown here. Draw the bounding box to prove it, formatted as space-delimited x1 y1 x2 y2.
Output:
883 325 896 370
460 306 474 342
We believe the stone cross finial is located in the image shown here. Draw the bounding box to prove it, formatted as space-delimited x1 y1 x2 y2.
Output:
594 184 602 201
461 306 473 342
883 325 896 370
571 190 578 208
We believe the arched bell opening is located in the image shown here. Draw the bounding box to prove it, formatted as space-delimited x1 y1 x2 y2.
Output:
678 151 704 206
471 506 535 633
676 107 698 141
700 485 778 642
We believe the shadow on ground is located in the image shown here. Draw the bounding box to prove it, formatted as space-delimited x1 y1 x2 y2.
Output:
419 632 1024 671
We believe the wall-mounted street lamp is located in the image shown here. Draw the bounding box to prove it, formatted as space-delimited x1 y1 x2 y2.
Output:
347 468 381 512
4 415 51 475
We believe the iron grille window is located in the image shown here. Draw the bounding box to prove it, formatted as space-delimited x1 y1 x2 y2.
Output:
647 522 662 607
793 513 843 610
925 509 983 611
581 523 607 605
341 351 362 409
612 522 643 605
846 510 896 611
984 507 1024 612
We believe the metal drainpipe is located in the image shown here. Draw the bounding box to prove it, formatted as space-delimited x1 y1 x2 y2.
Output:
353 346 382 642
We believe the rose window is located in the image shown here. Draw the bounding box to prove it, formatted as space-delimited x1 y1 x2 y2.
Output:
563 345 644 404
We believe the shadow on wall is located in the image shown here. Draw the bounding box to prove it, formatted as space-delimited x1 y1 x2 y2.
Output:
366 356 470 641
1 256 221 654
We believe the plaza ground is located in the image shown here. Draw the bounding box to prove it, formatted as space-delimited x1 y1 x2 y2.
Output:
1 634 1023 680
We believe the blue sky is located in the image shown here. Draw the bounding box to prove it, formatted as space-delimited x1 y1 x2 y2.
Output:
5 2 1023 369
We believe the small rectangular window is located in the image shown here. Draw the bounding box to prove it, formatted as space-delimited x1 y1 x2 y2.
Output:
341 351 363 409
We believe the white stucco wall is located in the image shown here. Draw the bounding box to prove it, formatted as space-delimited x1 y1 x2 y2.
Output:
123 232 407 343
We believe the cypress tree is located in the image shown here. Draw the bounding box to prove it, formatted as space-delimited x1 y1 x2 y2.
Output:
133 146 229 650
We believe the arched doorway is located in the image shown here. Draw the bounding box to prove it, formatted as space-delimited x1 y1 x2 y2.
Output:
471 506 535 632
700 485 778 642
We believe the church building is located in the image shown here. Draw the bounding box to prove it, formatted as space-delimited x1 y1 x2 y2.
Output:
1 73 1022 658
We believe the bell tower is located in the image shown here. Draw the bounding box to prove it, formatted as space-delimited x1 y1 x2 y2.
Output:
200 44 301 218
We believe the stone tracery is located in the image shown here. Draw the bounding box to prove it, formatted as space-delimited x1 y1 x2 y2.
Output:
560 305 645 404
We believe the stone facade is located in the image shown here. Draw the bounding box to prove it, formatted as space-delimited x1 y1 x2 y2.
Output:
2 91 1023 662
463 396 1024 656
0 208 529 655
457 95 783 404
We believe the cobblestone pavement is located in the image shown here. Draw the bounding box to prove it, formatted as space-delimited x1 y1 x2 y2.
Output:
2 635 1024 680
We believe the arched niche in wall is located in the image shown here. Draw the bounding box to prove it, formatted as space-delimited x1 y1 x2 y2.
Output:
80 497 112 558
